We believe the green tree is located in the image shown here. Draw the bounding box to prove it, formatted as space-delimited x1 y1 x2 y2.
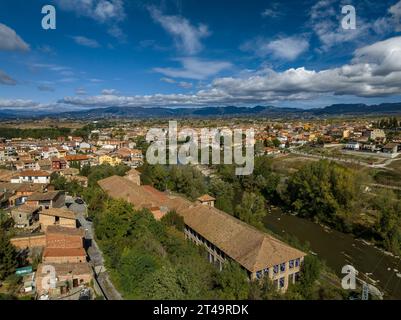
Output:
235 192 266 228
214 261 250 299
0 233 18 280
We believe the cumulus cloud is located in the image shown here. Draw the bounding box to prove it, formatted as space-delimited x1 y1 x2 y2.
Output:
71 36 101 48
58 36 401 108
310 0 369 51
241 36 309 60
154 57 231 80
149 7 210 55
0 70 17 85
0 23 29 51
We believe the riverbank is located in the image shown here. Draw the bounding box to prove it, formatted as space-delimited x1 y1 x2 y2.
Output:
264 209 401 299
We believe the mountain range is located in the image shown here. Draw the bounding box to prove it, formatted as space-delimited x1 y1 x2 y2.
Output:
1 102 401 120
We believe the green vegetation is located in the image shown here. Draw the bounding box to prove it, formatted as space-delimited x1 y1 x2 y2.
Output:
80 163 339 300
285 160 360 228
283 159 401 254
0 127 71 140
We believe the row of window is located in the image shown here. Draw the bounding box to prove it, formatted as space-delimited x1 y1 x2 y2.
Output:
256 258 301 279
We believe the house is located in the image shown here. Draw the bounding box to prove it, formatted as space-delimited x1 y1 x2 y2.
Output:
10 170 51 184
363 129 386 140
197 194 216 207
64 154 92 166
11 204 40 228
99 154 122 166
51 158 67 170
382 143 399 154
45 226 84 249
35 262 92 296
98 175 306 292
39 208 76 230
344 141 360 150
26 190 65 209
42 247 86 264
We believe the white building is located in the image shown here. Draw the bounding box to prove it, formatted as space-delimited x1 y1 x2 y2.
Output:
11 170 51 184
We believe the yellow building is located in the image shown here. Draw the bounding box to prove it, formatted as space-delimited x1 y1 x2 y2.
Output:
99 154 122 166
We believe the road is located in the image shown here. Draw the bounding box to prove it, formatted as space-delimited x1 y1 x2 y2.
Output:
67 196 123 300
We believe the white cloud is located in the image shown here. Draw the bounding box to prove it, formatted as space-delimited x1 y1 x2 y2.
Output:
71 36 101 48
0 70 17 85
0 23 29 51
261 9 281 18
59 36 401 107
154 57 231 80
54 0 125 40
55 0 125 22
0 99 39 109
101 88 119 95
160 77 177 84
149 7 210 55
242 36 309 60
178 81 193 89
310 0 369 51
160 77 193 89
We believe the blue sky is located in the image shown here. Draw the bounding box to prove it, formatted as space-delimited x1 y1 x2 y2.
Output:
1 0 401 111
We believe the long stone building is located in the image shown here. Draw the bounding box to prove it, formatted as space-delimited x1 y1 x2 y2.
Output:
98 171 306 291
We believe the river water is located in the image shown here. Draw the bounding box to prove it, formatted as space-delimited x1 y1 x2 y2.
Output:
264 210 401 299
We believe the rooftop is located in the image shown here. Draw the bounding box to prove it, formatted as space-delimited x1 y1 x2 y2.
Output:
40 208 76 220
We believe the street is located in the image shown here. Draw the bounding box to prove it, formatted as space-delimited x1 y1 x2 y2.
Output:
66 196 123 300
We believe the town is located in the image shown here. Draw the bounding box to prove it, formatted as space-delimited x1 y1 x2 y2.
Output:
0 115 400 300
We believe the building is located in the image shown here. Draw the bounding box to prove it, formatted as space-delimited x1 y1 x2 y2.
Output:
344 141 360 150
197 194 216 207
10 170 51 184
26 190 65 209
11 204 39 228
51 158 67 170
382 143 399 154
98 175 306 292
99 154 122 166
364 129 386 140
42 247 87 264
39 208 76 230
46 226 84 249
35 263 92 296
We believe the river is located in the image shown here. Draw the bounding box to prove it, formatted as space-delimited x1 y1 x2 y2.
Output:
264 209 401 299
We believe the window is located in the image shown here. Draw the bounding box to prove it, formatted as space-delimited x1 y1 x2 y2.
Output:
279 277 285 288
256 271 263 279
263 268 269 275
280 263 286 272
294 272 300 282
273 265 279 274
289 260 294 269
295 258 300 267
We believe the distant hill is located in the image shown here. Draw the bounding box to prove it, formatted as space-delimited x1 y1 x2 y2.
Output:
1 102 401 120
